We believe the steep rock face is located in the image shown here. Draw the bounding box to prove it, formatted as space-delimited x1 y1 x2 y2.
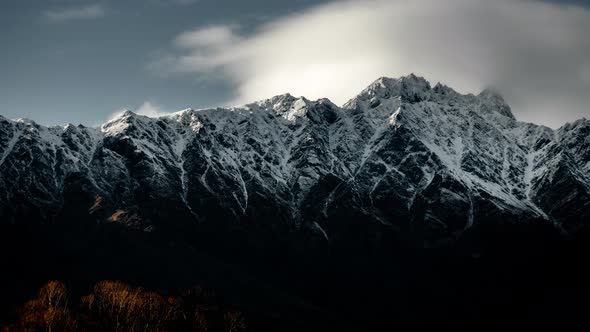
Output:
0 75 588 250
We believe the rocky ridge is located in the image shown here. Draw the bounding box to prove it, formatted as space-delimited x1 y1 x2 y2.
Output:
1 74 588 248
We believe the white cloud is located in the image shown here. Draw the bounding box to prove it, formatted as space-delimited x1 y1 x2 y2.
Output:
135 101 170 118
44 4 105 22
154 0 590 127
108 101 170 122
175 25 237 49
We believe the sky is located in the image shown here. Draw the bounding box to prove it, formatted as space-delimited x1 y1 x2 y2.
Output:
0 0 589 128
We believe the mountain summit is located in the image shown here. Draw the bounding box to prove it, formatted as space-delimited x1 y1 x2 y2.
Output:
0 75 588 248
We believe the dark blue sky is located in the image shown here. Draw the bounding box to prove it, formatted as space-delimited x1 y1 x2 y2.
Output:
0 0 331 125
1 0 589 127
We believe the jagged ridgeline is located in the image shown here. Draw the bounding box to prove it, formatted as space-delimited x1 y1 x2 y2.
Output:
1 74 588 246
1 74 590 331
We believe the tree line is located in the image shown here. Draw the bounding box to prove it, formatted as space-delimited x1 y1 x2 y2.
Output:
3 280 247 332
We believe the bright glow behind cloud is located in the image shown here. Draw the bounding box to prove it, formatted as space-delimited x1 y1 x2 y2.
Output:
155 0 590 127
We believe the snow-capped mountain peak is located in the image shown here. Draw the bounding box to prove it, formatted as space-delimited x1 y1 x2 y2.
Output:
477 88 515 120
1 75 588 244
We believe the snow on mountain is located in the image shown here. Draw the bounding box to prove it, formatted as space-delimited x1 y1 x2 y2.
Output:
1 75 588 244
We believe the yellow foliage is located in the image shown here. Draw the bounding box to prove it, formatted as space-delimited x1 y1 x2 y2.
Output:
16 281 76 332
12 280 247 332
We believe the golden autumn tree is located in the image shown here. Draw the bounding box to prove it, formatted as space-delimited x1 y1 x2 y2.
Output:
10 280 248 332
81 280 172 331
17 281 76 332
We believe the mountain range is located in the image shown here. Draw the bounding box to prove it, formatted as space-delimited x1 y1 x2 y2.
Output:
2 74 590 331
1 74 588 249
